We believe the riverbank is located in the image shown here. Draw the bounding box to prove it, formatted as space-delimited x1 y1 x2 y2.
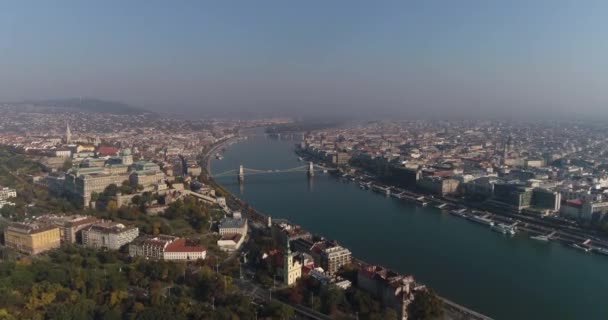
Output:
296 143 608 256
202 134 493 320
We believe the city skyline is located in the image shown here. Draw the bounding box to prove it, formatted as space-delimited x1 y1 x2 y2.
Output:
2 1 608 119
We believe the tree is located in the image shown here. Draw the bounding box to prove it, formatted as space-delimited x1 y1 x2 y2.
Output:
0 309 15 320
62 159 73 172
131 195 143 206
408 289 444 320
263 301 294 320
103 184 118 197
320 285 345 315
106 200 118 214
90 192 100 202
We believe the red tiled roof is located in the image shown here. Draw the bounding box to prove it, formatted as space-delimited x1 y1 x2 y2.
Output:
565 198 583 208
164 238 206 253
97 146 119 156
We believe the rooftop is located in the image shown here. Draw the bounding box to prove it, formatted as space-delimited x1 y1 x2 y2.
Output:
219 217 247 229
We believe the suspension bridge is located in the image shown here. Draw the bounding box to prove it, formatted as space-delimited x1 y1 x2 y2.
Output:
212 162 327 181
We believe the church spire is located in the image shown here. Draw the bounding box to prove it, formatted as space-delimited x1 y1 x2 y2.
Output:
65 121 72 143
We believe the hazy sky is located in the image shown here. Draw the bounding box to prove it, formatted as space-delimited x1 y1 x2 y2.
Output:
1 1 608 118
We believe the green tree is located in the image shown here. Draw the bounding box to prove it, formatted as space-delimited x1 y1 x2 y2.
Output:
62 159 73 172
408 289 444 320
263 301 294 320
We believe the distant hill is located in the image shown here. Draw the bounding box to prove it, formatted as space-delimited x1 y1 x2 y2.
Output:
14 98 149 115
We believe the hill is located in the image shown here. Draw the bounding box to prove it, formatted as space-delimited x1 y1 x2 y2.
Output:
13 98 149 115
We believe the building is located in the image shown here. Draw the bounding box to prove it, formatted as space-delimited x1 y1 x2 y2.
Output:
187 164 202 177
332 152 351 166
39 157 68 172
417 176 460 195
4 222 61 255
129 169 165 189
311 241 352 276
37 214 98 244
219 217 248 236
96 146 119 157
389 167 420 189
129 234 206 261
464 176 497 199
120 149 133 165
65 122 72 143
525 159 544 168
491 182 533 210
64 166 131 207
581 201 608 222
82 220 139 250
54 148 72 158
283 240 302 286
357 265 414 320
76 144 96 153
531 188 561 212
271 221 313 248
0 187 17 201
217 233 244 251
0 187 17 208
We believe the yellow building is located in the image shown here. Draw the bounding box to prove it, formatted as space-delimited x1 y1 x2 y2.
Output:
4 222 61 255
283 240 302 286
76 144 96 153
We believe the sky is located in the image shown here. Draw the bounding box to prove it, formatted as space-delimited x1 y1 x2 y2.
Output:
1 1 608 119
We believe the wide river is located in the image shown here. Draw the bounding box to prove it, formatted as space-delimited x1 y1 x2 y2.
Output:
212 134 608 320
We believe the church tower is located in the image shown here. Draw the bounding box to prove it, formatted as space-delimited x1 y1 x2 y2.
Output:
283 239 302 286
120 148 133 166
65 122 72 144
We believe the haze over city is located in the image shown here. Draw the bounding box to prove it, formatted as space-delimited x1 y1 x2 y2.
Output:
5 2 608 320
2 1 608 119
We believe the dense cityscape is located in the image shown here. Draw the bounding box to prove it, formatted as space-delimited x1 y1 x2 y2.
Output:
4 2 608 319
1 100 608 319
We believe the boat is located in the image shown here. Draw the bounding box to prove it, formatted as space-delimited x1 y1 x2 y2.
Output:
449 208 468 217
415 196 428 206
570 243 591 253
593 247 608 256
530 235 550 242
435 203 447 209
371 185 391 196
298 157 303 161
390 192 402 199
491 223 516 235
467 215 495 227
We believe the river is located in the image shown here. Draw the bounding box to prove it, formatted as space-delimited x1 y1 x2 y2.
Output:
211 134 608 320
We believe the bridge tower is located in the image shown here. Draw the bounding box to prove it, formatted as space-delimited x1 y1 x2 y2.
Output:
238 165 244 183
307 161 315 177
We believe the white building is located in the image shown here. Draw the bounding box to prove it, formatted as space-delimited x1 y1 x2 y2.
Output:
218 217 248 236
129 234 206 261
217 233 244 252
0 187 17 201
82 220 139 250
0 187 17 208
54 148 72 158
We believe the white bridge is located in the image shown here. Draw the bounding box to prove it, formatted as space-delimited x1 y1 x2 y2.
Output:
212 162 322 182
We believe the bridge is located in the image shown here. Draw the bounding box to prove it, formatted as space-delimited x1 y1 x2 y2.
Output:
212 162 327 182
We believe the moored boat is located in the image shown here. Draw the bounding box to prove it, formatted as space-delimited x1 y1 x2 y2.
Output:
468 215 495 227
530 235 550 242
491 223 516 235
570 243 591 252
